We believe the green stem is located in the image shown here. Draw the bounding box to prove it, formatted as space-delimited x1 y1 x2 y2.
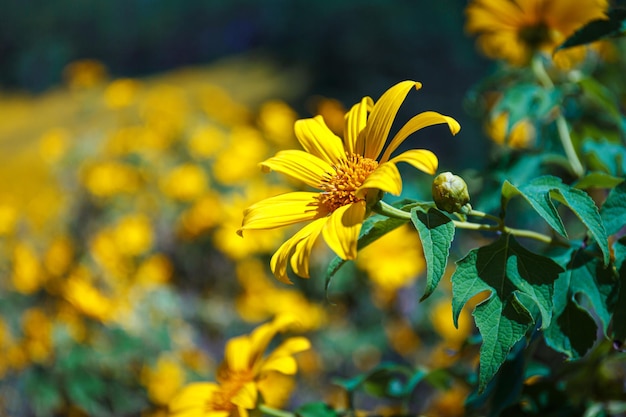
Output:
374 201 563 246
258 404 295 417
531 55 584 177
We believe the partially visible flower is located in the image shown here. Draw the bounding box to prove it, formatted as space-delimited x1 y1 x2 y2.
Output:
169 315 310 417
465 0 608 67
142 354 186 406
485 111 537 149
239 81 460 282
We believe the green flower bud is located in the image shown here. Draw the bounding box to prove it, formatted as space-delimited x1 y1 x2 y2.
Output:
432 172 471 214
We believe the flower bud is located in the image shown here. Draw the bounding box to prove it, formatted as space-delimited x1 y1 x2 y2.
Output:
432 172 471 214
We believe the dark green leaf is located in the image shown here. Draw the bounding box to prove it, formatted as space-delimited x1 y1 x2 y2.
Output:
451 234 562 391
600 179 626 236
574 172 624 190
613 238 626 345
556 8 626 51
502 175 610 265
295 402 339 417
410 207 455 301
578 77 622 122
545 248 618 358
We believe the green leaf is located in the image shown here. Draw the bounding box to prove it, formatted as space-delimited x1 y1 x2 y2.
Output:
451 234 562 391
574 172 624 190
600 179 626 236
578 77 623 123
545 248 618 358
613 238 626 345
324 211 408 293
582 140 626 177
502 175 609 265
410 207 455 301
556 8 626 51
295 402 339 417
492 83 562 129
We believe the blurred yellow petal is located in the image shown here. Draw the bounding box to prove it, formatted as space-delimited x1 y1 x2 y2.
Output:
357 162 402 196
225 336 253 372
230 381 257 410
169 382 219 417
380 111 460 163
257 372 296 408
270 218 326 282
265 337 311 367
261 150 332 188
344 96 373 155
322 201 366 260
294 116 346 165
239 192 320 235
389 149 439 175
260 356 297 375
361 81 421 160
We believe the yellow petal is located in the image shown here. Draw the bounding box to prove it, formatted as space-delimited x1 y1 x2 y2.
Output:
260 150 332 188
230 381 258 410
257 372 296 408
269 337 311 359
357 162 402 196
239 192 320 235
322 201 366 260
260 356 297 375
389 149 439 175
380 111 461 163
294 116 346 165
169 382 219 417
270 218 327 282
361 81 421 160
344 96 373 155
225 335 253 372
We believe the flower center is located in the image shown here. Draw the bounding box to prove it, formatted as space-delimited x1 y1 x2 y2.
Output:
518 22 552 49
208 370 254 412
318 153 378 214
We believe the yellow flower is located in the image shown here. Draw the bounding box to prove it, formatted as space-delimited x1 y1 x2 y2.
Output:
465 0 608 67
142 354 186 405
239 81 460 282
485 111 537 149
169 315 310 417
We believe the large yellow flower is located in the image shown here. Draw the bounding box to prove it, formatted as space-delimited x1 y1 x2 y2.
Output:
238 81 460 283
465 0 608 67
169 315 310 417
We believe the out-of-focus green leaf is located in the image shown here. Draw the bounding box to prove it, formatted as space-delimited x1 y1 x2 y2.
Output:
574 172 624 190
451 234 562 391
582 140 626 177
295 402 339 417
613 238 626 345
578 77 622 122
600 179 626 236
492 83 562 130
502 175 609 265
556 8 626 50
333 363 416 399
545 249 617 358
25 370 63 417
410 207 455 301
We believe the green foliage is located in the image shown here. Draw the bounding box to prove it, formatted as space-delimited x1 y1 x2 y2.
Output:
600 179 626 235
502 175 610 265
451 234 562 391
556 8 626 51
492 83 561 130
410 207 455 301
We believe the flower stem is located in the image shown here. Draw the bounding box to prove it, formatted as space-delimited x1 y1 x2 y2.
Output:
374 201 564 246
531 55 584 177
258 404 295 417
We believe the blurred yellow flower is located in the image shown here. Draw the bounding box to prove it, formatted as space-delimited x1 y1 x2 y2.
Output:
169 315 310 417
43 234 74 277
187 125 227 160
161 163 209 201
114 213 154 257
212 126 269 185
63 59 108 89
64 266 115 322
356 224 425 295
134 253 173 287
104 78 141 109
485 111 537 149
82 161 142 197
465 0 608 67
39 127 70 164
178 193 223 239
0 202 18 236
21 308 53 364
11 242 45 294
142 354 186 405
430 299 473 346
257 100 298 145
239 81 460 282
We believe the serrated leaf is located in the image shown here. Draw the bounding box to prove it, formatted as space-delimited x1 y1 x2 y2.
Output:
600 179 626 236
451 234 562 391
410 207 455 301
556 8 626 51
574 172 624 190
295 402 339 417
545 248 618 358
502 175 609 265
